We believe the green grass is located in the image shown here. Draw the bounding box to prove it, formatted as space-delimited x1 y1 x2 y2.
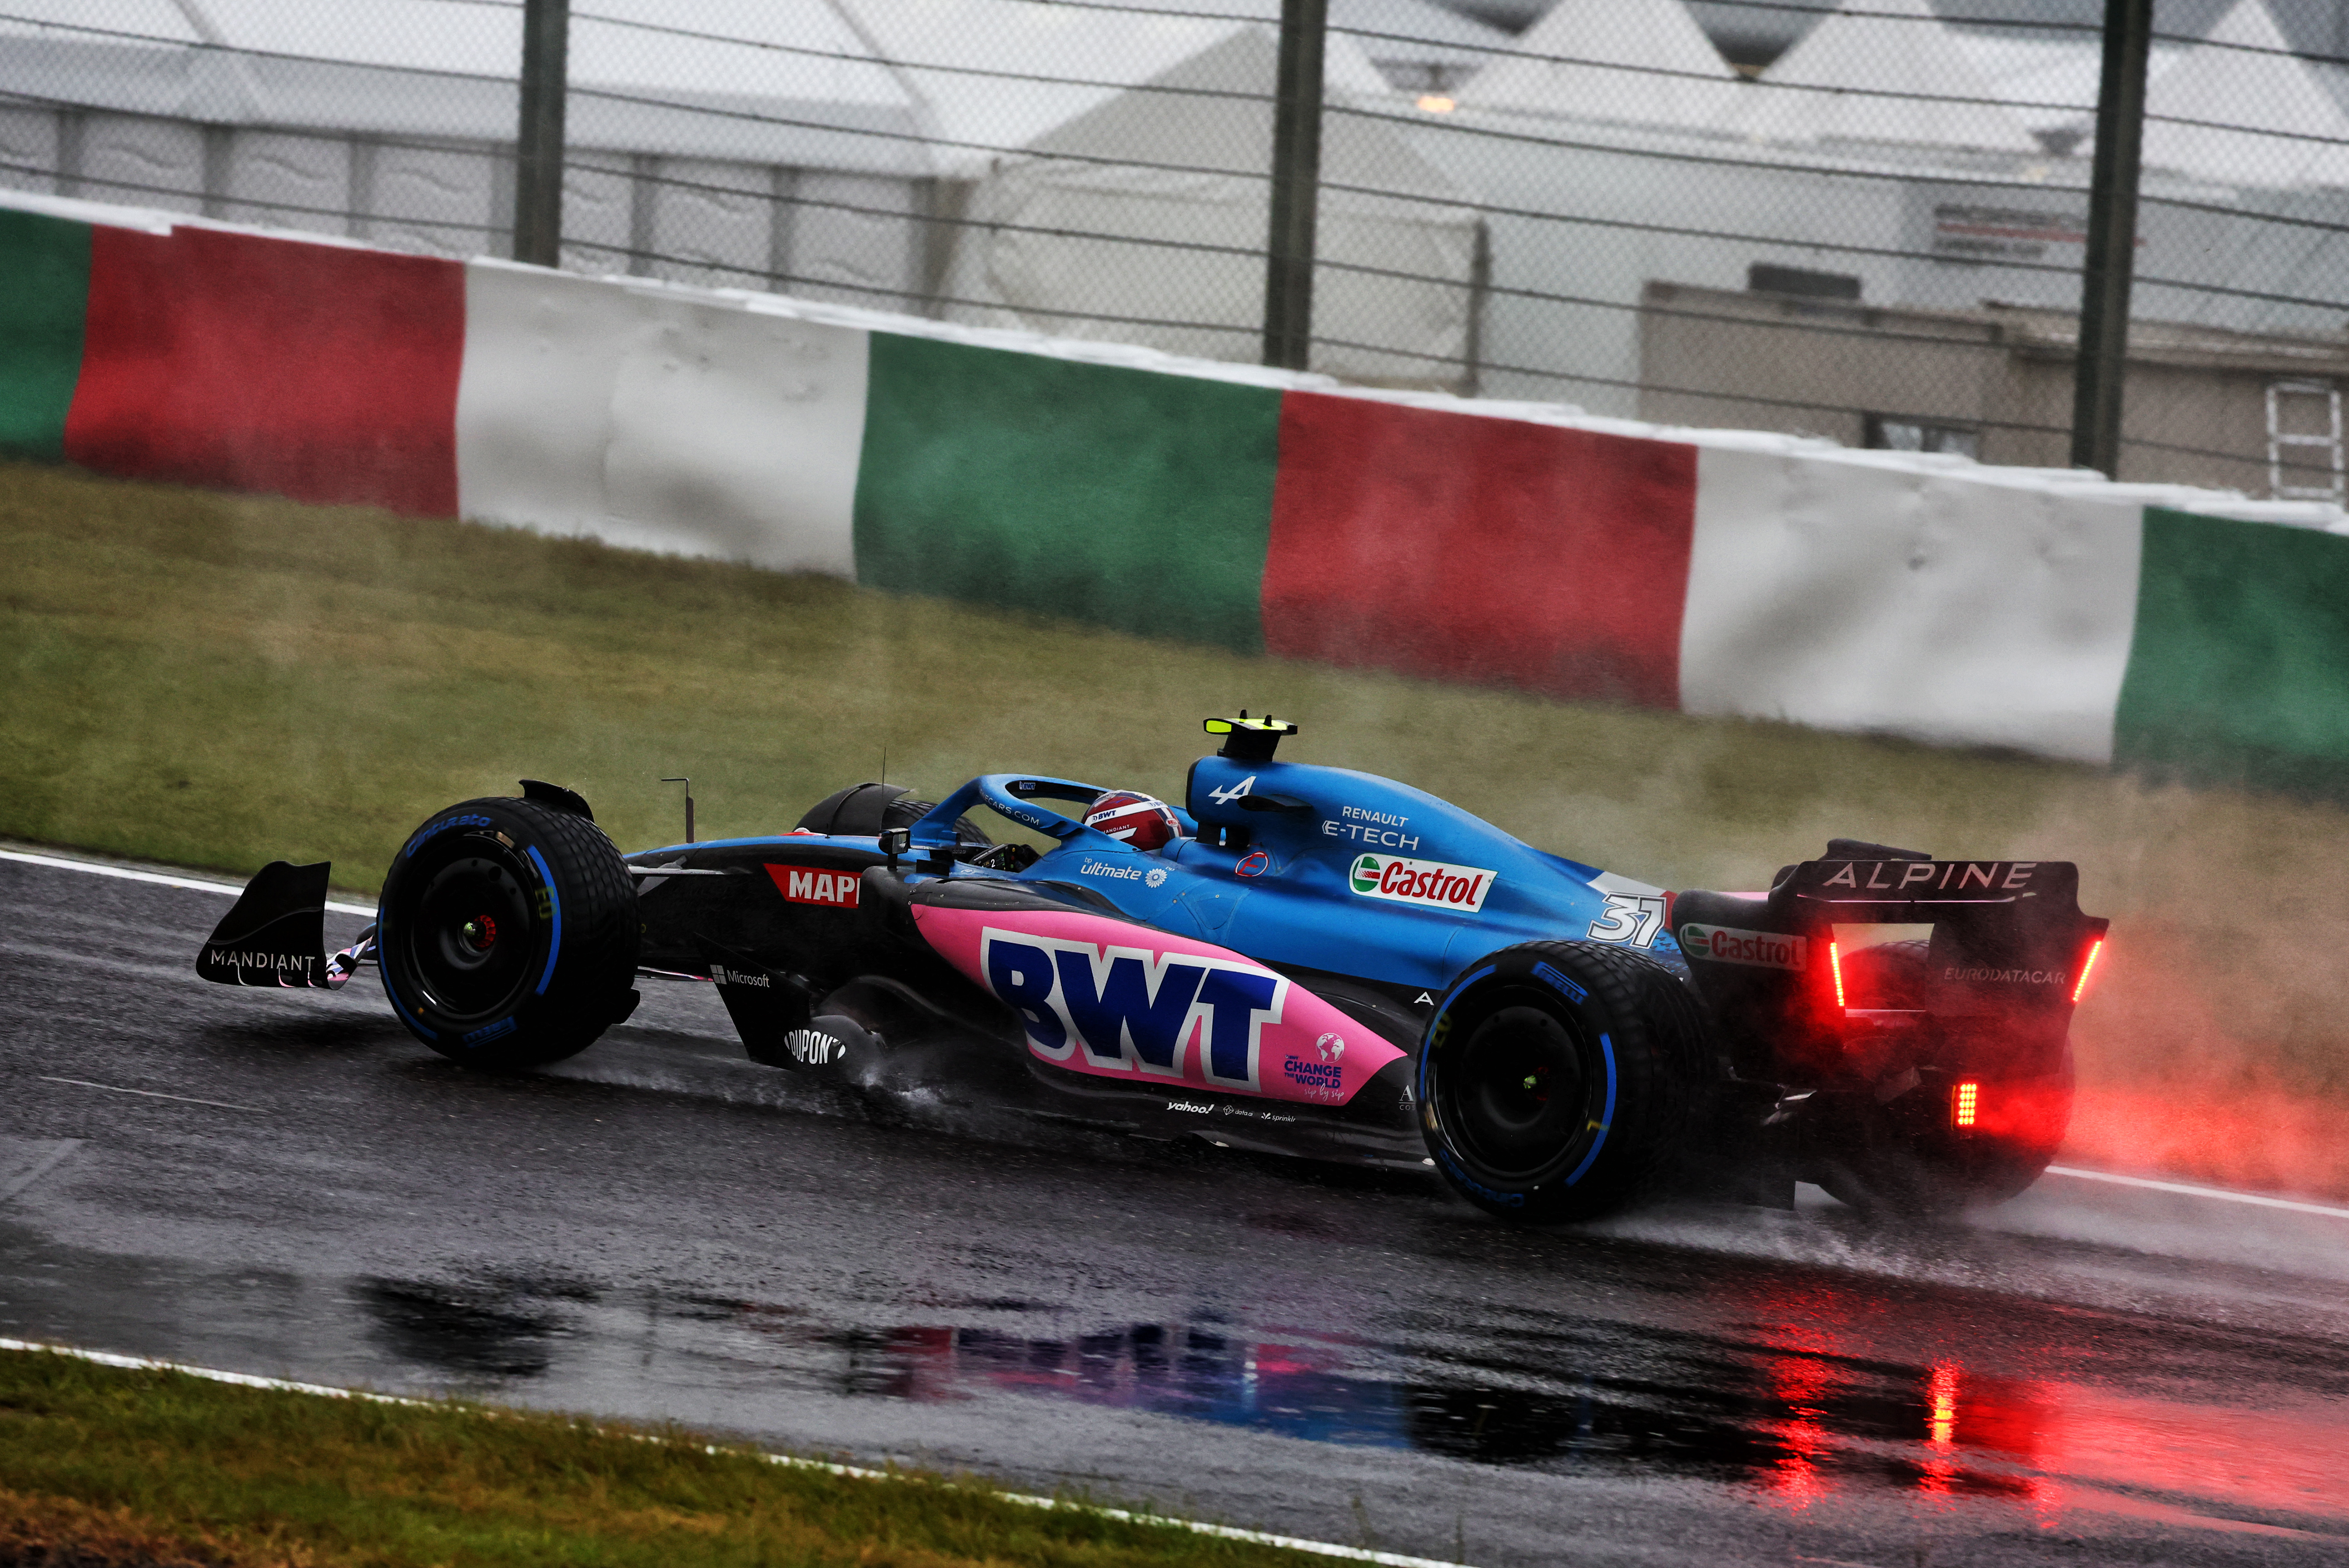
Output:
0 1348 1326 1568
4 458 2346 1192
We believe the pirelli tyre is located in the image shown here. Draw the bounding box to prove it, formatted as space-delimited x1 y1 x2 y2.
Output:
1418 941 1708 1225
1813 939 2073 1216
376 795 639 1069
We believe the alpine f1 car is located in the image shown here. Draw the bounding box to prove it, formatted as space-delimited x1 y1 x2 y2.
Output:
196 714 2108 1222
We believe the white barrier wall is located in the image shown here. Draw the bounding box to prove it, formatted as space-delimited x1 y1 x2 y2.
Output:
1680 444 2149 765
12 186 2349 785
454 261 869 575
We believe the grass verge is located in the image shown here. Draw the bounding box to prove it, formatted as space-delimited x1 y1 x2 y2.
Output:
0 1346 1327 1568
3 458 2344 1197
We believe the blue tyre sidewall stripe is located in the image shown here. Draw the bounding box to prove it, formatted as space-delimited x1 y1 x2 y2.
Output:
1418 962 1498 1103
525 844 560 996
1563 1032 1616 1187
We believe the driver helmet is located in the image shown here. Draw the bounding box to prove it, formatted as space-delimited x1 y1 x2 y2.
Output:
1083 790 1183 852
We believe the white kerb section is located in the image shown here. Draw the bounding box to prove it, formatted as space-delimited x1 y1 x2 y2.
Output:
455 262 868 576
1677 445 2146 765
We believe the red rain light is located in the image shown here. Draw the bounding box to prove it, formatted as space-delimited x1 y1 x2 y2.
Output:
1828 940 1846 1008
2071 937 2105 1004
1953 1081 1980 1129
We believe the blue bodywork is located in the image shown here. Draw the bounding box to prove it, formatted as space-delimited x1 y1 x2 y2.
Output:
891 752 1679 995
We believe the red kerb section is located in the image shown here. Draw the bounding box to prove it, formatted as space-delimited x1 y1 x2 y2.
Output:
65 226 464 515
1263 392 1698 707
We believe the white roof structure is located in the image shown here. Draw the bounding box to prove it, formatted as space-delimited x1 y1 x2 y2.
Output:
1951 31 2190 147
943 24 1479 380
0 0 1395 180
1019 25 1433 186
834 0 1393 179
2139 0 2349 189
1322 0 1514 92
1458 0 1741 130
0 0 938 173
1723 0 2039 154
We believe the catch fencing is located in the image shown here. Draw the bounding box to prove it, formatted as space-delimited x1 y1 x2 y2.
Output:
3 0 2349 499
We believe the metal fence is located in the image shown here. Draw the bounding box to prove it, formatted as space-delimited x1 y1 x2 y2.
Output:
5 0 2348 499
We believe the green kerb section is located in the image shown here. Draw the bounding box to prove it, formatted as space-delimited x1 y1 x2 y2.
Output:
853 333 1282 653
2115 507 2349 792
0 209 91 461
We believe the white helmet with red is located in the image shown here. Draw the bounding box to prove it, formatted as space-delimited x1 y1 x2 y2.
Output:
1082 790 1183 852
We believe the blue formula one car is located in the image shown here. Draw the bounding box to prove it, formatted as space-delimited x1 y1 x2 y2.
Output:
196 714 2108 1222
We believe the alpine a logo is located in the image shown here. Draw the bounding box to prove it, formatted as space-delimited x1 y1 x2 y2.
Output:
1348 854 1494 913
979 927 1286 1090
1678 924 1806 970
765 864 860 907
1206 775 1257 806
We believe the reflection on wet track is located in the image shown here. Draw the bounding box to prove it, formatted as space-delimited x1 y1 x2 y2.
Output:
5 852 2348 1564
420 1282 2334 1533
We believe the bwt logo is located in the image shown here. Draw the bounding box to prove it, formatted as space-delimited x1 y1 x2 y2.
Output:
980 927 1286 1090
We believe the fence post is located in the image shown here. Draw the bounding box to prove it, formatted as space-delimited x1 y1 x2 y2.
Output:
2070 0 2154 478
1263 0 1326 371
514 0 570 267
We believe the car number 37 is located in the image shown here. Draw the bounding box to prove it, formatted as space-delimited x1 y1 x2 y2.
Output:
1587 892 1667 947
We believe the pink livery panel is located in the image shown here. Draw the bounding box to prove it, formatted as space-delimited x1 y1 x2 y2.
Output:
910 904 1405 1105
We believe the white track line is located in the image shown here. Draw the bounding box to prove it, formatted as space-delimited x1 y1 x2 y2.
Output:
0 848 376 917
2042 1165 2349 1221
0 1338 1467 1568
37 1077 265 1115
14 847 2341 1224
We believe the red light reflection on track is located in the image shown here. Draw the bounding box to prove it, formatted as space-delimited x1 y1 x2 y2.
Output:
1926 1363 1958 1449
1751 1345 2344 1532
2027 1380 2344 1527
1736 1279 2343 1532
1763 1351 1841 1509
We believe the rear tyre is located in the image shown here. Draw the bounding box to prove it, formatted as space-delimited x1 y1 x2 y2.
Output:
377 796 639 1068
1813 940 2072 1216
1419 941 1709 1225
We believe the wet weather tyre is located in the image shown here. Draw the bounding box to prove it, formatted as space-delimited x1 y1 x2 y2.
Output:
376 796 639 1069
1419 941 1708 1225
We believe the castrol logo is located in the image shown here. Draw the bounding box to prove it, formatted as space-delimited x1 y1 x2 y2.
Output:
1348 853 1496 913
1679 923 1806 970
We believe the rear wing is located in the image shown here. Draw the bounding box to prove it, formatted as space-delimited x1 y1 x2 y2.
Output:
1672 854 2107 1075
1778 858 2106 1015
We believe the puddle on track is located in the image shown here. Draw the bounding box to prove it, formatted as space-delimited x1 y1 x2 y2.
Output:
309 1262 2347 1534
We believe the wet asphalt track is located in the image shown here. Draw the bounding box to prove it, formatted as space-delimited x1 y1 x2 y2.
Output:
4 848 2348 1567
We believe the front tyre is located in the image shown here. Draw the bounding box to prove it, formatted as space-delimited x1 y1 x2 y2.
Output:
377 795 639 1068
1419 941 1708 1225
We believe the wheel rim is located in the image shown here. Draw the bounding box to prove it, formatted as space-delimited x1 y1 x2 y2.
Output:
1447 999 1592 1180
405 849 537 1020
